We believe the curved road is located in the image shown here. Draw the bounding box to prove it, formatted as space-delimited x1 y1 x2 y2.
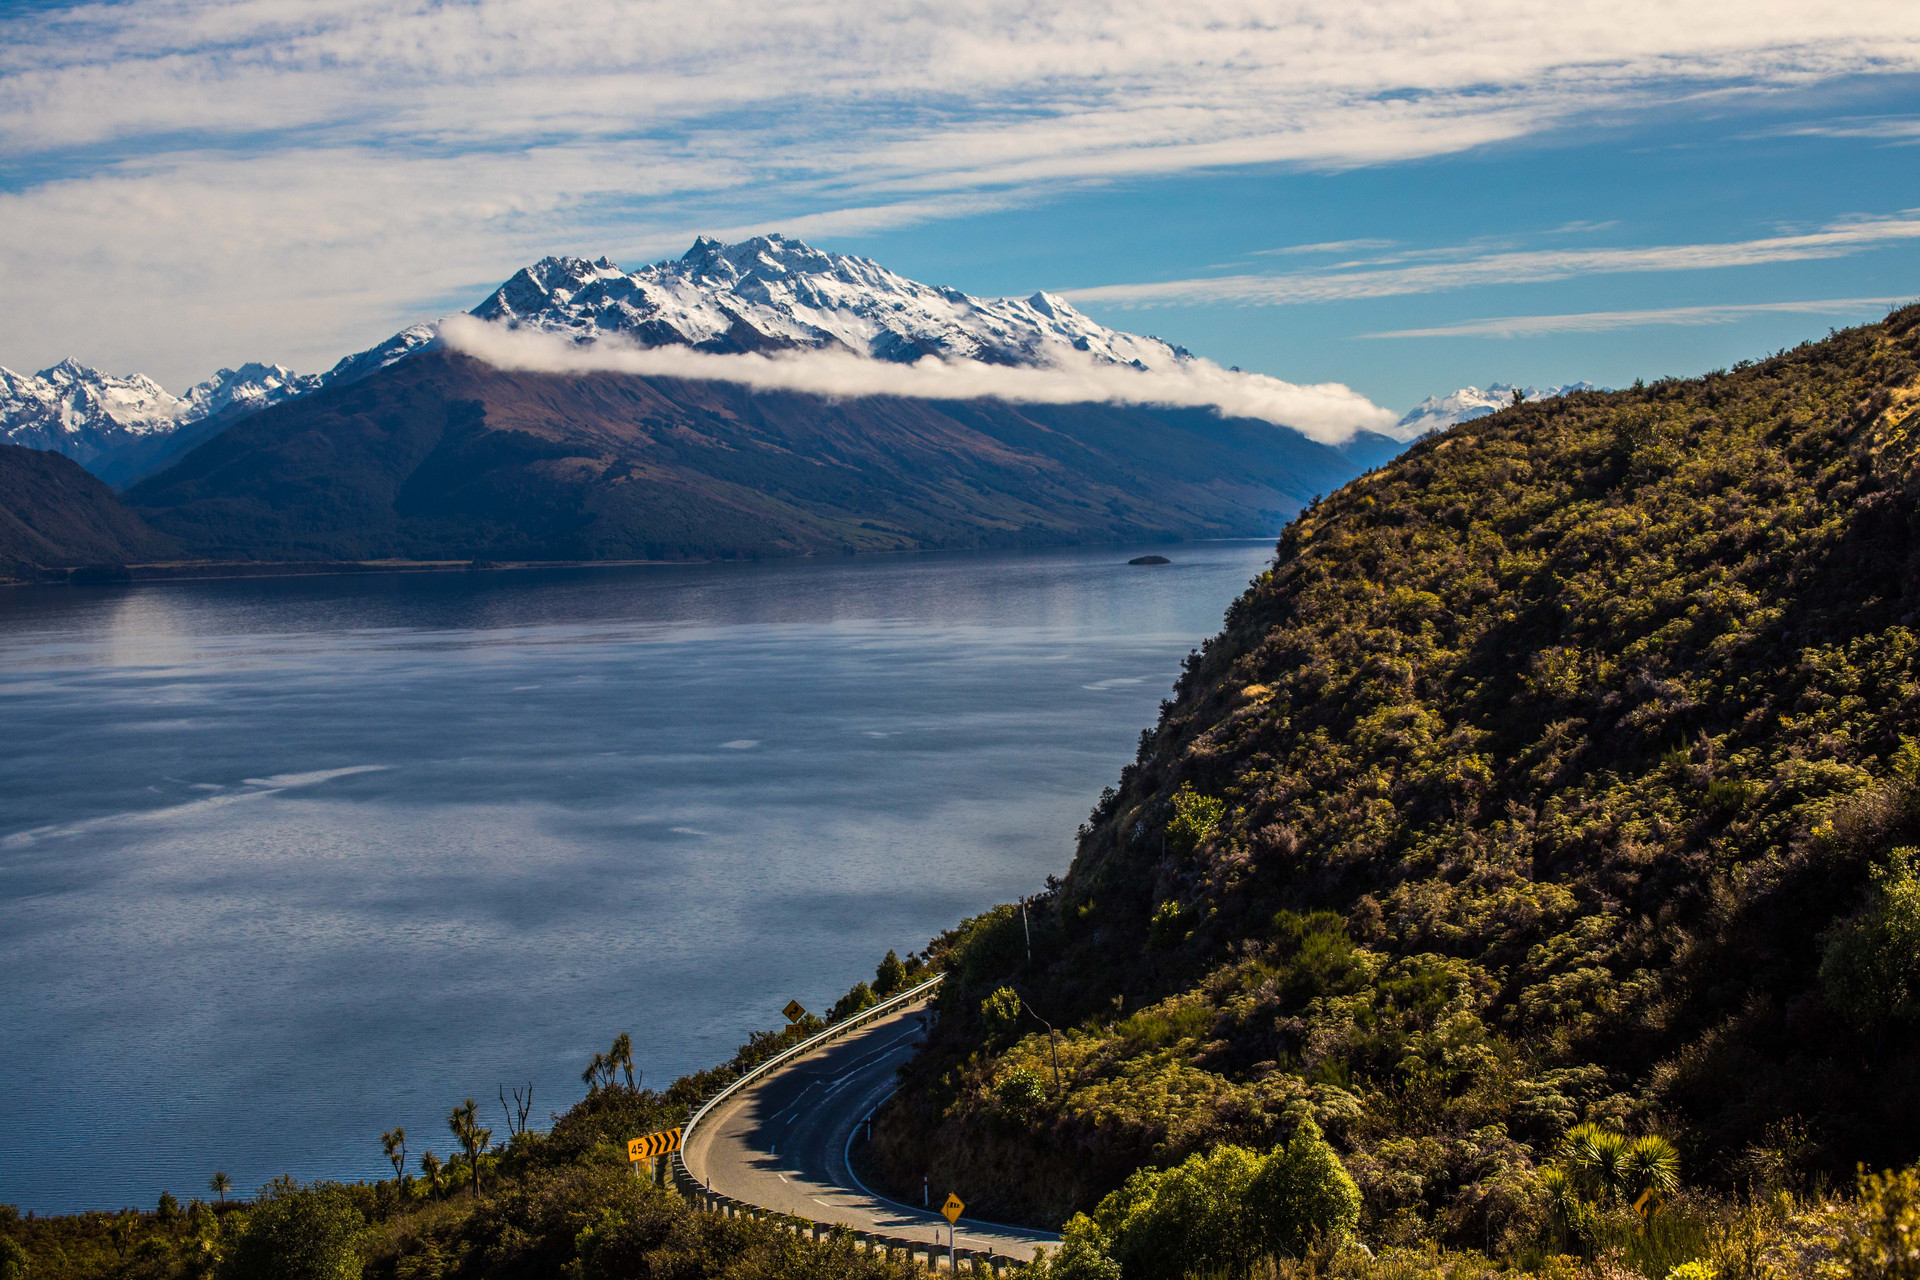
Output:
683 998 1062 1260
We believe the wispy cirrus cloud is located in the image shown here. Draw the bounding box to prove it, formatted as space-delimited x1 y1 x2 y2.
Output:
1 0 1919 384
1360 296 1914 339
1063 213 1920 308
1254 239 1399 257
1763 115 1920 142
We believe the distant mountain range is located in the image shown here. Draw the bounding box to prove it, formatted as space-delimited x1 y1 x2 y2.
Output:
1394 381 1601 435
0 236 1593 574
0 332 436 488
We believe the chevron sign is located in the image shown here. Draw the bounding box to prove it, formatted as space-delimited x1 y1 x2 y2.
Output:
628 1128 682 1161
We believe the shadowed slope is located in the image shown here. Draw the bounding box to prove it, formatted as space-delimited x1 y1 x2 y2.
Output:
0 443 177 575
127 349 1390 562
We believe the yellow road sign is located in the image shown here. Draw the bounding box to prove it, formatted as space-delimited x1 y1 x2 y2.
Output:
627 1128 681 1161
783 999 808 1023
942 1193 964 1225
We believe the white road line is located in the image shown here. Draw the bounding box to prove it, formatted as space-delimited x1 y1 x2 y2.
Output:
765 1079 820 1126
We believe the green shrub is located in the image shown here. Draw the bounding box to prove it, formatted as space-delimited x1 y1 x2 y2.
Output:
1165 784 1224 859
829 981 878 1022
217 1183 363 1280
1247 1116 1363 1258
981 986 1022 1039
1090 1118 1361 1279
1037 1215 1123 1280
997 1067 1048 1113
1820 848 1920 1033
0 1238 28 1280
1839 1164 1920 1280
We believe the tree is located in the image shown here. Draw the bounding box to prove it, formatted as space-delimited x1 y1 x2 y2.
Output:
381 1128 407 1182
208 1172 231 1205
215 1182 361 1280
1 1236 30 1280
874 950 907 998
610 1033 636 1090
418 1150 443 1197
447 1100 491 1199
582 1035 637 1093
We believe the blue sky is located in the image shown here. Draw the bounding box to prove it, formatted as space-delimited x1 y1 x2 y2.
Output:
1 0 1917 417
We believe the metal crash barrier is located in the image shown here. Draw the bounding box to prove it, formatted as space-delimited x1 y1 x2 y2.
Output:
666 974 1033 1272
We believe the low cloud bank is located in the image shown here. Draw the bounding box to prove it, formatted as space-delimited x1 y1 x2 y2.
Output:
438 315 1397 444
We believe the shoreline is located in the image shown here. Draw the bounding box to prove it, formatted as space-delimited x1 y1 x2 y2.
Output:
2 555 707 588
1 537 1265 589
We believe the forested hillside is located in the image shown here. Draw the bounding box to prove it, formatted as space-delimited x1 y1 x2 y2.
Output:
0 443 176 577
124 349 1384 564
876 305 1920 1259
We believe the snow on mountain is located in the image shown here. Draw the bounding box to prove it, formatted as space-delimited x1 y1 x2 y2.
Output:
4 232 1373 482
471 234 1198 372
0 360 319 476
1396 381 1599 435
316 324 439 388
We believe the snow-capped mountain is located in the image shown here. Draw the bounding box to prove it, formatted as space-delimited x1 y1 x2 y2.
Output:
472 234 1196 371
1396 382 1598 435
0 360 320 481
0 331 437 485
3 233 1359 485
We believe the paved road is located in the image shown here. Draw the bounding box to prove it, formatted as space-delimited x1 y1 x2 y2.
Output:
682 999 1062 1260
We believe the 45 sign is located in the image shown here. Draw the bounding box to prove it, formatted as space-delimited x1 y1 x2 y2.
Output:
628 1128 682 1162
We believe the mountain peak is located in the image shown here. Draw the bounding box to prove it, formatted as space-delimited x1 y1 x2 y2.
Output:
1397 380 1601 434
470 235 1192 371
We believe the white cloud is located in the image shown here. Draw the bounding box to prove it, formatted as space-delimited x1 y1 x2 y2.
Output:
436 315 1399 444
2 0 1919 381
1254 239 1399 257
1064 214 1920 307
1360 296 1914 338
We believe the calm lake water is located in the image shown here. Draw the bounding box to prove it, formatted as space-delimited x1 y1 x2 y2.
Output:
0 541 1272 1214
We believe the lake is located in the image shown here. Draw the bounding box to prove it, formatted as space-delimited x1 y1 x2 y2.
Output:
0 540 1272 1214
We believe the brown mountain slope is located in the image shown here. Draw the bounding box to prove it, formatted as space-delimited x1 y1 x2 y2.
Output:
0 443 176 576
125 349 1393 562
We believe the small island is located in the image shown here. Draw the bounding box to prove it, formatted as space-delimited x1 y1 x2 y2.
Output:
1128 554 1171 565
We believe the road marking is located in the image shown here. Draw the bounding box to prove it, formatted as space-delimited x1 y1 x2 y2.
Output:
765 1079 821 1126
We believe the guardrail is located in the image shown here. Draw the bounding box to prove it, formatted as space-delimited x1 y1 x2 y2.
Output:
666 973 1028 1272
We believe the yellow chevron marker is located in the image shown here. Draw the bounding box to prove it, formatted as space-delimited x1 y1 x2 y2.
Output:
942 1193 964 1225
627 1128 682 1161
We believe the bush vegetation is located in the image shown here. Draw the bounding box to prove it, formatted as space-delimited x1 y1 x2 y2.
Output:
869 306 1920 1270
13 310 1920 1280
0 950 933 1280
